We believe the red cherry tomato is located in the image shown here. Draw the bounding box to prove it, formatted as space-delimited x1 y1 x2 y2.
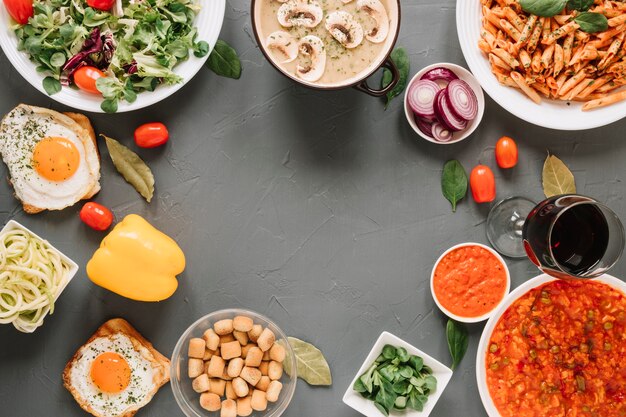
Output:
134 123 170 148
86 0 115 10
3 0 33 24
470 165 496 203
495 136 518 169
80 202 114 231
73 66 105 94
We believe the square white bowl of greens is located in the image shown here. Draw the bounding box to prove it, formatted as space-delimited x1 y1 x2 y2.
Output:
343 332 453 417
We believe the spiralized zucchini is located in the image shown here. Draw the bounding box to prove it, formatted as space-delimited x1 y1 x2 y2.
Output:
0 229 70 333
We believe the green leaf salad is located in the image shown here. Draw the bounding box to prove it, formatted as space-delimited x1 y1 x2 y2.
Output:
13 0 210 112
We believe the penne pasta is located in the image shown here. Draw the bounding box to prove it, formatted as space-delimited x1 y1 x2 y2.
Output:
477 0 626 109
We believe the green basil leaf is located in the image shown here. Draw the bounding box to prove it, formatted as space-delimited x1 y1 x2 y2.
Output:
446 319 469 371
575 12 609 33
207 39 241 79
441 160 468 212
520 0 568 17
42 76 61 95
102 135 155 202
381 47 409 109
100 98 118 113
567 0 593 11
194 40 210 57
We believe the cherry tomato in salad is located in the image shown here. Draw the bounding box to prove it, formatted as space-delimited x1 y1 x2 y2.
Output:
495 136 518 169
80 202 114 231
134 123 170 148
470 165 496 203
73 66 105 94
3 0 33 24
86 0 115 11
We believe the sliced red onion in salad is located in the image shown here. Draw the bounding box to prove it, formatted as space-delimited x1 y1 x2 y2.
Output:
432 122 453 142
415 116 434 138
420 67 459 84
61 28 116 86
446 79 479 121
408 67 479 143
407 79 440 121
434 89 468 132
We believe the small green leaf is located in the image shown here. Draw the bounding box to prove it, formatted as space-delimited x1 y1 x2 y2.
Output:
441 160 468 212
397 347 410 363
446 319 469 371
102 135 155 202
381 47 409 109
520 0 568 17
100 98 118 113
409 355 423 372
194 40 210 57
382 344 397 360
567 0 593 11
42 77 61 95
575 12 609 33
49 52 66 68
207 39 241 79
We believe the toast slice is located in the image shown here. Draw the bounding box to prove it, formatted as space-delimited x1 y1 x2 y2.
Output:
63 318 170 417
0 105 102 214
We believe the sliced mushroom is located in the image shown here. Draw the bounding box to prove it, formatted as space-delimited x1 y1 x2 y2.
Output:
357 0 389 43
277 0 324 28
325 11 364 49
296 35 326 82
265 31 298 63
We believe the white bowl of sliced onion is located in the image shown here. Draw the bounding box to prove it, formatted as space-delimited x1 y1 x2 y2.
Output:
404 63 485 144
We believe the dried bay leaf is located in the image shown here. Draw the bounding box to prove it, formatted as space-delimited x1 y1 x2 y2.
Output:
283 337 332 386
102 135 155 202
542 154 576 198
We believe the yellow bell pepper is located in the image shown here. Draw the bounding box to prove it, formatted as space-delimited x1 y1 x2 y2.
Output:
86 214 185 301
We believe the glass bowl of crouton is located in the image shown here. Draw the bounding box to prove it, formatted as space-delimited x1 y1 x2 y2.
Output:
171 309 297 417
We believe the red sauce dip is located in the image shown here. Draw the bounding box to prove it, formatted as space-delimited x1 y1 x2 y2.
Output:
433 245 507 318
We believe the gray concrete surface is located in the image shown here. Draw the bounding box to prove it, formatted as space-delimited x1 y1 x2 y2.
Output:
1 0 626 416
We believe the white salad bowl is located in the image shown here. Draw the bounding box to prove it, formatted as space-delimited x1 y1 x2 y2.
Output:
456 0 626 130
0 220 79 333
343 331 453 417
404 63 485 145
0 0 225 113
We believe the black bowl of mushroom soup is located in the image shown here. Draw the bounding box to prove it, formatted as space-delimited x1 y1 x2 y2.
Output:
251 0 401 97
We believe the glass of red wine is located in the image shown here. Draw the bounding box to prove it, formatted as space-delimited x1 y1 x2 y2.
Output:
487 195 625 279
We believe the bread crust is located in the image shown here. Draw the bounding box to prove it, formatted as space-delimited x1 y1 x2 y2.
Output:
62 318 170 417
0 105 101 214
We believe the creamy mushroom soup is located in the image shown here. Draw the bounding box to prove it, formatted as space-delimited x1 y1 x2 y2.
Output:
258 0 392 85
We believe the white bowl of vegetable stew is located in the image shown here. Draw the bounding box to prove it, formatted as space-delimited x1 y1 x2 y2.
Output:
404 63 485 144
343 331 453 417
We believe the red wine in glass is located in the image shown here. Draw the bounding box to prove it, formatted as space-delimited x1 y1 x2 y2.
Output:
522 195 623 279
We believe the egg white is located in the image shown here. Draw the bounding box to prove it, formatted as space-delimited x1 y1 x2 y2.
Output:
68 334 158 417
0 104 100 210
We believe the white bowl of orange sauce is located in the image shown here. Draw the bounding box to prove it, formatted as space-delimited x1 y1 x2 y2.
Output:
430 243 510 323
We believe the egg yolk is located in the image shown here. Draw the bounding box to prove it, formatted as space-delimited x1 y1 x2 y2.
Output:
32 137 80 181
90 352 131 393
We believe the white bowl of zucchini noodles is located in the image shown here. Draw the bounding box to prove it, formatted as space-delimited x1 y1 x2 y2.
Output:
0 220 78 333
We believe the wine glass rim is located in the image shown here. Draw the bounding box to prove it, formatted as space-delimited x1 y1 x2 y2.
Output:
547 198 625 279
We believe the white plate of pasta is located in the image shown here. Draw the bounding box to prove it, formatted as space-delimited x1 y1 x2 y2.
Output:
0 220 78 333
456 0 626 130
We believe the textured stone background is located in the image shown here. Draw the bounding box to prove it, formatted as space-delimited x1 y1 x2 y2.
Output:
1 0 626 416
